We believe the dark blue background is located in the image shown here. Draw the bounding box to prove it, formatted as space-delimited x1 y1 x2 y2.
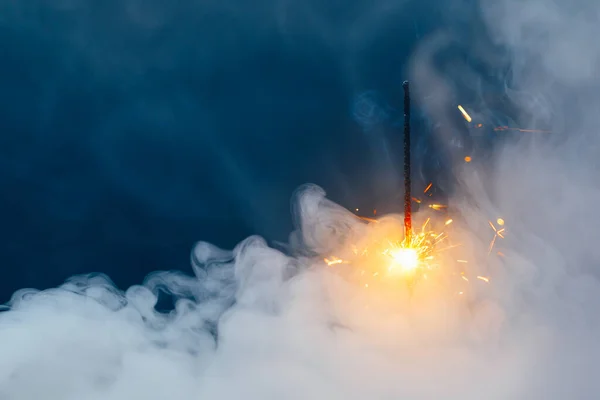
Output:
0 0 500 301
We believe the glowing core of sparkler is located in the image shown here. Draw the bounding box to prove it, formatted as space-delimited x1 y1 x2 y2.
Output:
388 247 420 274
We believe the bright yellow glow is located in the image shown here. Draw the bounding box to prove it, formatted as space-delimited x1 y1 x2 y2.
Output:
389 248 419 273
464 156 472 163
496 218 505 226
458 105 472 122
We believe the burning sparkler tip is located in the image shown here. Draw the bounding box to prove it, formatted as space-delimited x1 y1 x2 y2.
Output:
389 247 419 274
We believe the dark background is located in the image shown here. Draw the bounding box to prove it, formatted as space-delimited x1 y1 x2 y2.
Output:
0 0 503 301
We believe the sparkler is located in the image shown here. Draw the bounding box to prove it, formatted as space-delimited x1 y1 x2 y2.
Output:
323 213 464 295
403 81 412 241
327 189 504 296
322 79 465 292
321 94 514 296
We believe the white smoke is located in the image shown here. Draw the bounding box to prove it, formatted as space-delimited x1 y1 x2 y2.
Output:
3 0 600 398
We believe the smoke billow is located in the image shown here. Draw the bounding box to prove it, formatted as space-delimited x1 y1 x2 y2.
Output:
0 184 525 400
3 0 600 398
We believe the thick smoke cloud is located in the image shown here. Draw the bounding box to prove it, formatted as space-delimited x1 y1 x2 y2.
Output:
2 0 600 399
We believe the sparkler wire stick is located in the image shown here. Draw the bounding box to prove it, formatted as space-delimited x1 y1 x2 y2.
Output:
402 81 412 241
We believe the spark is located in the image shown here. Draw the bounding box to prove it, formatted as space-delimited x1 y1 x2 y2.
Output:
494 126 551 133
357 216 379 224
476 276 490 283
488 235 497 254
464 156 472 163
324 257 346 266
457 105 472 122
429 204 448 211
424 183 433 193
488 219 506 254
458 103 552 133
